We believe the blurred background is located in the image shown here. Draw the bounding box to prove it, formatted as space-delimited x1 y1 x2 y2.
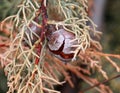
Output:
0 0 120 93
88 0 120 93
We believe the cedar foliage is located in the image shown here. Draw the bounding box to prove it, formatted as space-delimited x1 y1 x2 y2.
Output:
0 0 120 93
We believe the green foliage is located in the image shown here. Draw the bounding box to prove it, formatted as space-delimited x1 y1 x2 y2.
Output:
105 0 120 53
1 0 120 93
0 0 22 21
0 69 8 93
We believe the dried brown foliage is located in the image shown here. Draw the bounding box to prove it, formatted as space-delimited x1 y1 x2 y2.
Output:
0 0 120 93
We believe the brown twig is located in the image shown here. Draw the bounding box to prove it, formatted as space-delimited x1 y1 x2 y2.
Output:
81 74 120 93
35 0 48 65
